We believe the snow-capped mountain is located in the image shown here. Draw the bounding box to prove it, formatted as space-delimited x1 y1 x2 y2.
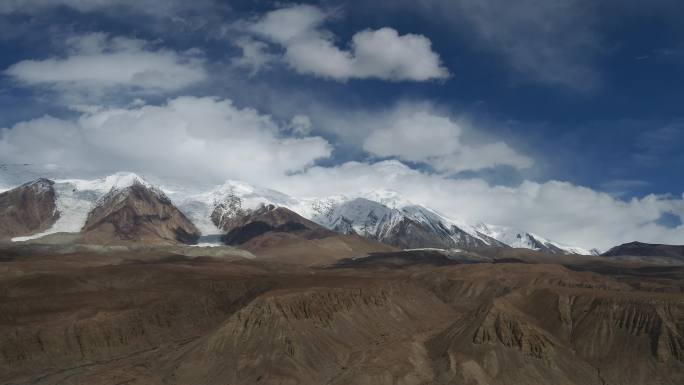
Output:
303 197 502 250
175 180 309 245
1 171 593 254
81 177 199 244
0 178 59 240
474 224 594 255
177 180 591 255
9 172 161 242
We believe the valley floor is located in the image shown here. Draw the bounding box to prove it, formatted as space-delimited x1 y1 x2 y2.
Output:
1 246 684 385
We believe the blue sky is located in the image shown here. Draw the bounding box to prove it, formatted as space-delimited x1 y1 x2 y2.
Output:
1 0 684 249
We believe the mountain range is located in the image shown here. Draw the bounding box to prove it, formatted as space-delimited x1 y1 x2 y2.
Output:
0 172 599 255
3 172 684 385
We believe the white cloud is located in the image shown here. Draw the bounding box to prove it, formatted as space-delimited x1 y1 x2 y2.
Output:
288 115 313 136
0 96 332 184
246 4 326 44
363 110 461 161
362 105 532 173
243 4 449 81
231 37 276 76
429 142 533 174
4 33 206 96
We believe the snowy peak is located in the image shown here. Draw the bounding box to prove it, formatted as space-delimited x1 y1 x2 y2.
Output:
7 172 172 242
93 175 167 210
211 194 245 232
311 197 396 235
306 196 499 250
1 173 592 254
102 171 152 190
82 180 199 244
476 224 593 255
21 178 55 192
217 203 334 246
357 189 415 209
208 180 298 209
62 171 153 195
175 180 305 243
178 181 590 254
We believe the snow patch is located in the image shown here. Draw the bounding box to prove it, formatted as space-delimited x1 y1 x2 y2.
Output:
61 171 152 194
11 181 97 241
476 223 592 255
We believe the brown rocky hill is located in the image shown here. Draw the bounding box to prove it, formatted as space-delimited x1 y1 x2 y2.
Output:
418 263 684 385
212 204 394 264
80 181 200 245
214 204 334 244
0 178 59 240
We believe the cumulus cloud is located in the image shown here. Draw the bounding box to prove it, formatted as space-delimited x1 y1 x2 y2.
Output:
4 33 206 96
243 4 449 81
429 142 533 174
288 115 313 136
363 110 460 161
0 96 332 184
362 105 532 173
231 37 276 76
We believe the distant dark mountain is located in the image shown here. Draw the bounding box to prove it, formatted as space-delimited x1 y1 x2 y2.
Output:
0 178 59 240
332 249 493 269
602 241 684 262
81 180 200 245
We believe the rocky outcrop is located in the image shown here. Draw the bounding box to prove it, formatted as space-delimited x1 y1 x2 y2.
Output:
381 216 467 249
170 283 456 385
0 267 272 382
210 193 246 233
81 181 200 244
210 200 395 264
213 204 334 246
571 298 684 364
472 304 556 363
0 178 59 240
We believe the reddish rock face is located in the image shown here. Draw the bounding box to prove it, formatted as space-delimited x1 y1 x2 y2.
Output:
81 181 200 245
0 178 59 240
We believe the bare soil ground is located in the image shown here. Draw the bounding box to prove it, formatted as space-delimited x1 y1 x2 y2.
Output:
1 246 683 385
